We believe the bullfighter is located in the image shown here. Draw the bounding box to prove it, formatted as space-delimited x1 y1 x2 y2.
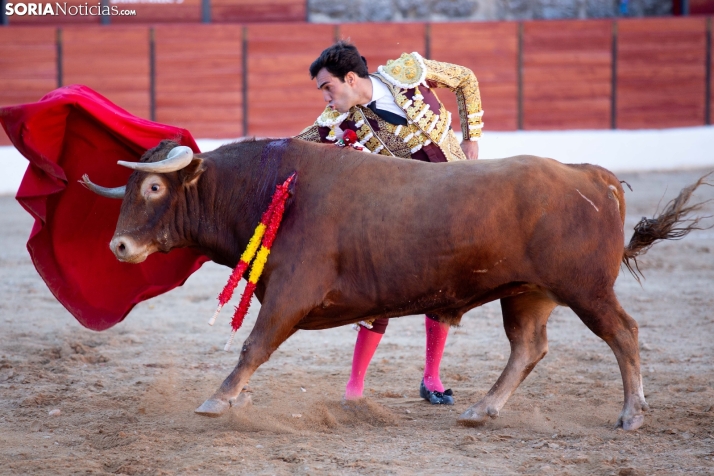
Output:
296 41 484 405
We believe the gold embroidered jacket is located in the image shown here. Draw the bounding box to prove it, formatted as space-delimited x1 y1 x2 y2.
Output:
295 52 484 162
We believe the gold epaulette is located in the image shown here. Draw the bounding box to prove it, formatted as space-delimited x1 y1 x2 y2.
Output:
377 52 428 89
315 107 349 128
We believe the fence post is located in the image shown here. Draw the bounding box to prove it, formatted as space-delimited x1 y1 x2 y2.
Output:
242 25 248 136
202 0 211 23
57 28 63 88
517 22 523 130
149 27 156 122
1 0 7 25
425 23 431 59
101 0 110 24
706 17 711 125
611 20 618 130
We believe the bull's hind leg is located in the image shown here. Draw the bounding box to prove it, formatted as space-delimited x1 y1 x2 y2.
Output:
458 291 556 425
570 294 649 430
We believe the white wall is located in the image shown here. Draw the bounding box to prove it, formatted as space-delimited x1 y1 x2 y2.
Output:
2 126 714 196
477 127 714 173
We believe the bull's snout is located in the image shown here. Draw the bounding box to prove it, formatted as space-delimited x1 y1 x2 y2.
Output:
110 235 147 263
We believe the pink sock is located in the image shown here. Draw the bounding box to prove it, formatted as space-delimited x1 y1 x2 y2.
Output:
423 316 449 392
344 326 383 399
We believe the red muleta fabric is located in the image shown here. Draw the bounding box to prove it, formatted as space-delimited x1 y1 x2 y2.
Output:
0 85 209 331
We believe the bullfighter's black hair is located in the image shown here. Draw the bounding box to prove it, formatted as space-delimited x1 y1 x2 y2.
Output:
309 40 369 81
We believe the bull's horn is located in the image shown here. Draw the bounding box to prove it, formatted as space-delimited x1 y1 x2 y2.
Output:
79 174 126 199
117 146 194 173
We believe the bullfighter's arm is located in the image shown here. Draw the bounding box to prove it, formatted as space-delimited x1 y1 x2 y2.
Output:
295 106 348 143
422 58 484 142
295 125 323 142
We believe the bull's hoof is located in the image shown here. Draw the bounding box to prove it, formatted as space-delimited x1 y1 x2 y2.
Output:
229 393 252 409
195 398 230 417
457 406 497 426
616 413 644 431
195 393 252 417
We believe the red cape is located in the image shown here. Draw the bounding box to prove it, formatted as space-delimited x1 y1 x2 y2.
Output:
0 85 209 331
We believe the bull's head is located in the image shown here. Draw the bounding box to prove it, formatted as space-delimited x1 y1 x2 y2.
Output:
81 140 205 264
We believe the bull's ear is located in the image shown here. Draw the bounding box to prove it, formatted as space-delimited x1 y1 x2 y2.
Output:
179 158 205 185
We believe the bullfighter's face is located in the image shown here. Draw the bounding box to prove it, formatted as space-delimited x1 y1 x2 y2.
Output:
316 68 362 113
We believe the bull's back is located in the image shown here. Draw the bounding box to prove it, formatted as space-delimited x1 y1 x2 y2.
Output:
284 146 626 308
297 151 624 251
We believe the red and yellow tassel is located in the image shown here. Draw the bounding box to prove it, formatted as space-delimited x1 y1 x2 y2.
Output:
209 215 269 325
210 172 296 350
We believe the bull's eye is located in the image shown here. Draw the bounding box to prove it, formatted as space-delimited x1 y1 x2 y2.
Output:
141 174 166 200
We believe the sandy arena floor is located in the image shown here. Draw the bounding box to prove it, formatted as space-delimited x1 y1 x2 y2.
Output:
0 168 712 475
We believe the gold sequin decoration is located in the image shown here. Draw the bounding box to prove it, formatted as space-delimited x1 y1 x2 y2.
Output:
379 53 426 88
422 58 483 140
295 125 321 143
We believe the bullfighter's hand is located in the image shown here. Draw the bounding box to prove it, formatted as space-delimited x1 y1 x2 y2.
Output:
461 140 479 160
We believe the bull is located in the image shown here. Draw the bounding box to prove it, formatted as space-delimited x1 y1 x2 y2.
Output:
82 138 709 431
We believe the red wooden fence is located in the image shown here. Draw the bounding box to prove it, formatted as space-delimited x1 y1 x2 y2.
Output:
523 20 613 130
246 23 332 137
154 24 244 138
339 22 426 73
212 0 305 23
113 0 203 24
710 19 713 125
431 22 519 131
62 26 151 119
617 17 708 129
0 27 57 145
1 17 713 147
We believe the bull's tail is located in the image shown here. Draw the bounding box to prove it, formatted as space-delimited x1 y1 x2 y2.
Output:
623 172 713 282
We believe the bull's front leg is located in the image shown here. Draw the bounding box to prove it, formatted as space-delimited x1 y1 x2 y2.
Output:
195 289 307 417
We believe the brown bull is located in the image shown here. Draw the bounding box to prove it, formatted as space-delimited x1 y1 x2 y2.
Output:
82 138 708 431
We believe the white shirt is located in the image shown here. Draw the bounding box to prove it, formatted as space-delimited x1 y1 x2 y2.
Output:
363 76 407 119
331 76 408 142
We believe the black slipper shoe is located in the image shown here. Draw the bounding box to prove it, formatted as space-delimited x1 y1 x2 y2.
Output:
420 379 454 405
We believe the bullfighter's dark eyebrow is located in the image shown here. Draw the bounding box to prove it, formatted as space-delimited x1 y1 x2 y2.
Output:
317 81 329 90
